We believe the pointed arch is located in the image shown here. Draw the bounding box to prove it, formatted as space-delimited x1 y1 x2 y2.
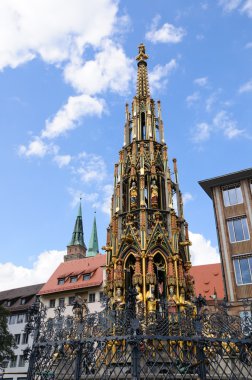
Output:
124 252 137 298
152 250 167 300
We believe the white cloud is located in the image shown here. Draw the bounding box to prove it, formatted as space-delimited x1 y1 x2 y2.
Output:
42 95 105 139
194 77 208 87
186 92 200 107
241 0 252 17
0 250 65 291
68 184 112 215
75 152 107 183
213 110 245 138
238 79 252 93
68 187 99 208
3 1 133 160
205 91 220 112
201 2 209 10
192 122 211 143
245 41 252 48
196 34 205 41
19 137 58 157
0 0 118 70
218 0 242 12
219 0 252 17
149 59 177 92
146 15 186 44
192 111 249 144
189 231 220 266
93 184 113 215
64 40 134 96
54 154 72 168
183 192 193 204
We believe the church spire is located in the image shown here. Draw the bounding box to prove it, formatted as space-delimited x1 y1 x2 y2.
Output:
65 200 87 261
87 213 99 257
136 43 150 98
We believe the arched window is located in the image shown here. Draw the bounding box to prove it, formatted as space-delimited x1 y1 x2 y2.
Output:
122 180 129 212
153 253 166 300
129 126 132 143
156 124 160 142
141 112 146 139
124 254 136 297
144 186 148 207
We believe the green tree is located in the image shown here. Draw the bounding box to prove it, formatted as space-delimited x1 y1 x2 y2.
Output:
0 305 16 365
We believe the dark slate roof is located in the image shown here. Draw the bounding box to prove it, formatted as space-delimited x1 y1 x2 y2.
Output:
0 283 44 313
199 167 252 198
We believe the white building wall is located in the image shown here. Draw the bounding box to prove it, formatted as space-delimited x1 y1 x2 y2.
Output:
3 313 32 380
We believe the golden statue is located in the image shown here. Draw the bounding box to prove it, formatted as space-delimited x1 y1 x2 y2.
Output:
130 181 138 209
168 285 178 313
147 284 156 314
136 285 143 315
150 180 158 208
114 287 125 309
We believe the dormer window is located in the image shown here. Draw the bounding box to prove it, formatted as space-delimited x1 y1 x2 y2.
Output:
20 298 26 305
58 278 65 285
6 300 12 307
83 273 91 281
70 276 77 283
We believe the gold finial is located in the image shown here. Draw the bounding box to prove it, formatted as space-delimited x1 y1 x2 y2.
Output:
136 43 148 62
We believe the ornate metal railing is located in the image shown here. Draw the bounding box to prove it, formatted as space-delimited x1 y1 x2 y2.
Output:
23 296 252 379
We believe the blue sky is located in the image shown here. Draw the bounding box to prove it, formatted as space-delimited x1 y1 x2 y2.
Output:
0 0 251 290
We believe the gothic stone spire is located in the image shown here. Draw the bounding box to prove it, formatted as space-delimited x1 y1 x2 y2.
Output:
87 213 99 257
105 45 193 313
136 43 150 98
65 201 87 261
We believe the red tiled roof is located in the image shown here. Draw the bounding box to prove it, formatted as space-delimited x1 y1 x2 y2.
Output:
38 254 106 295
190 263 225 300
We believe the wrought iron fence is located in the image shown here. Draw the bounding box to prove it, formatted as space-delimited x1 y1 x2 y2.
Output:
24 296 252 379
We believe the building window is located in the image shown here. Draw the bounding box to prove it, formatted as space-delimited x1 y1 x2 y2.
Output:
89 293 95 303
222 184 243 206
2 360 8 368
234 255 252 285
59 298 65 307
69 296 75 305
10 355 17 367
9 315 16 324
14 334 21 345
239 311 252 335
6 300 12 306
58 278 64 285
18 355 26 367
49 299 55 308
20 298 26 305
22 333 29 345
70 276 77 283
227 217 250 243
17 314 25 324
99 292 104 302
83 273 91 281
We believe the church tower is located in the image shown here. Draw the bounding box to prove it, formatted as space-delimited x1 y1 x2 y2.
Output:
104 44 194 312
64 201 87 261
87 213 99 257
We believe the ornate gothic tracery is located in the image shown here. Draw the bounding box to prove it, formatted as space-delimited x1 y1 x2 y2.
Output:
104 44 194 313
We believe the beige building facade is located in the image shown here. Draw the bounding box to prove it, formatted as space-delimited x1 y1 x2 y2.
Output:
199 168 252 314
